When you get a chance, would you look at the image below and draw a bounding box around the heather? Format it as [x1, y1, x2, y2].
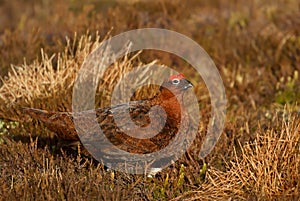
[0, 0, 299, 200]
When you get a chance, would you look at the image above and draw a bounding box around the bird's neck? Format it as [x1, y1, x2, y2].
[150, 90, 184, 122]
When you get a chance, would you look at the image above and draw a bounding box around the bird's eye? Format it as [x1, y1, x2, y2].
[172, 78, 180, 85]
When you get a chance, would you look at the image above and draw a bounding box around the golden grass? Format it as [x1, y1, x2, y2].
[0, 32, 165, 122]
[175, 112, 300, 200]
[0, 33, 98, 118]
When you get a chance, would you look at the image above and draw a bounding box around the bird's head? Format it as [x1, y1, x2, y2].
[159, 73, 193, 99]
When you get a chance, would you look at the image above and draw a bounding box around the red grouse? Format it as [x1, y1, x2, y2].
[23, 73, 194, 155]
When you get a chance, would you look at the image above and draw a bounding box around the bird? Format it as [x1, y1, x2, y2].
[23, 73, 194, 158]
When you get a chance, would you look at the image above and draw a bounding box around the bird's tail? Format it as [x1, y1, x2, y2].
[22, 107, 78, 140]
[22, 107, 53, 123]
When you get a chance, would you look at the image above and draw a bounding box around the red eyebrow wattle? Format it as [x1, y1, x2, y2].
[169, 73, 185, 81]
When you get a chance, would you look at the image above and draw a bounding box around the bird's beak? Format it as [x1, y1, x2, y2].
[183, 80, 193, 90]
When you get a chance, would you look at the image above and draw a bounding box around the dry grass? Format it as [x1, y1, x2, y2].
[0, 33, 99, 117]
[0, 32, 164, 121]
[175, 112, 300, 200]
[0, 0, 300, 200]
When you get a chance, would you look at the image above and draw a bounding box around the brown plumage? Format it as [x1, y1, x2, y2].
[23, 73, 193, 154]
